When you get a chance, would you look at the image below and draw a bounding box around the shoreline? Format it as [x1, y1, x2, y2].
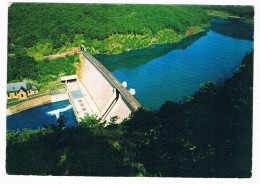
[92, 16, 253, 57]
[92, 28, 209, 57]
[40, 25, 210, 60]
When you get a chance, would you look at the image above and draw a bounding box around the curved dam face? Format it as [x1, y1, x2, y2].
[71, 46, 142, 123]
[81, 53, 114, 112]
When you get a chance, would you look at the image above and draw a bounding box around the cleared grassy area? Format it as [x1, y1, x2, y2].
[205, 10, 239, 18]
[7, 98, 19, 103]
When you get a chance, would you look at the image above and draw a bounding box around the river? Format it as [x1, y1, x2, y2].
[95, 18, 254, 110]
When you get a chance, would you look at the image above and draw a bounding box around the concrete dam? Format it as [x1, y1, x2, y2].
[66, 45, 142, 123]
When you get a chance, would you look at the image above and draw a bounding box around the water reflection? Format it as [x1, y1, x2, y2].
[210, 18, 254, 41]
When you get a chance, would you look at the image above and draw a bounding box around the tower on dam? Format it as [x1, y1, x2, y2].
[65, 45, 142, 123]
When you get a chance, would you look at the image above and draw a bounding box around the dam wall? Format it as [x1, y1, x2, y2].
[103, 94, 132, 122]
[81, 55, 114, 112]
[80, 46, 142, 122]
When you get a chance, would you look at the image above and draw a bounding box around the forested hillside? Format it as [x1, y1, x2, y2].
[9, 4, 210, 48]
[6, 51, 253, 177]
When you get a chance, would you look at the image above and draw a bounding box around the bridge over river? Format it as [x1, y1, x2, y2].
[66, 45, 142, 123]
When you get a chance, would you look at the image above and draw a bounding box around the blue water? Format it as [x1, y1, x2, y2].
[7, 100, 78, 131]
[95, 18, 254, 110]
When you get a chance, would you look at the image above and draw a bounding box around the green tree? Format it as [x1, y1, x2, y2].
[79, 114, 103, 128]
[57, 115, 67, 129]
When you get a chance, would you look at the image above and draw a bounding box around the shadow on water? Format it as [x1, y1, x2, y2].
[94, 31, 207, 72]
[210, 18, 254, 41]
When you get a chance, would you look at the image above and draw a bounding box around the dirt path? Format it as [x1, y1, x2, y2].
[77, 54, 86, 79]
[186, 27, 198, 36]
[44, 47, 82, 60]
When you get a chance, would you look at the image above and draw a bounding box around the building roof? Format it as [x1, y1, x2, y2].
[32, 86, 38, 90]
[7, 82, 32, 93]
[60, 75, 78, 81]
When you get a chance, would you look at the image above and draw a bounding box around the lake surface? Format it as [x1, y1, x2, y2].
[95, 18, 254, 110]
[7, 100, 78, 131]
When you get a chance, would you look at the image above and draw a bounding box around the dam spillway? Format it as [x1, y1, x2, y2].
[67, 45, 142, 123]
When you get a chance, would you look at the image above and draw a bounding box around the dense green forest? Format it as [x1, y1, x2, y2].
[8, 4, 210, 48]
[6, 51, 253, 177]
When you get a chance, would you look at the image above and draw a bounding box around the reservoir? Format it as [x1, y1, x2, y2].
[7, 18, 254, 130]
[7, 100, 78, 131]
[95, 18, 254, 110]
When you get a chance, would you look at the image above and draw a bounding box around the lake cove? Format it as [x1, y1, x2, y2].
[95, 18, 254, 110]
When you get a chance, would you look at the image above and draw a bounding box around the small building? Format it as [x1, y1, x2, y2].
[7, 82, 39, 99]
[60, 75, 78, 83]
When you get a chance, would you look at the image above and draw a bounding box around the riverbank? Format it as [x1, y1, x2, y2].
[81, 25, 209, 56]
[7, 93, 69, 115]
[40, 25, 209, 60]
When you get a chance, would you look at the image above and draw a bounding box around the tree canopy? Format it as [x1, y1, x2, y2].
[8, 4, 210, 48]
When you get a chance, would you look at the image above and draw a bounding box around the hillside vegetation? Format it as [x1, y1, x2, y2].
[8, 4, 210, 56]
[6, 51, 253, 177]
[8, 48, 80, 89]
